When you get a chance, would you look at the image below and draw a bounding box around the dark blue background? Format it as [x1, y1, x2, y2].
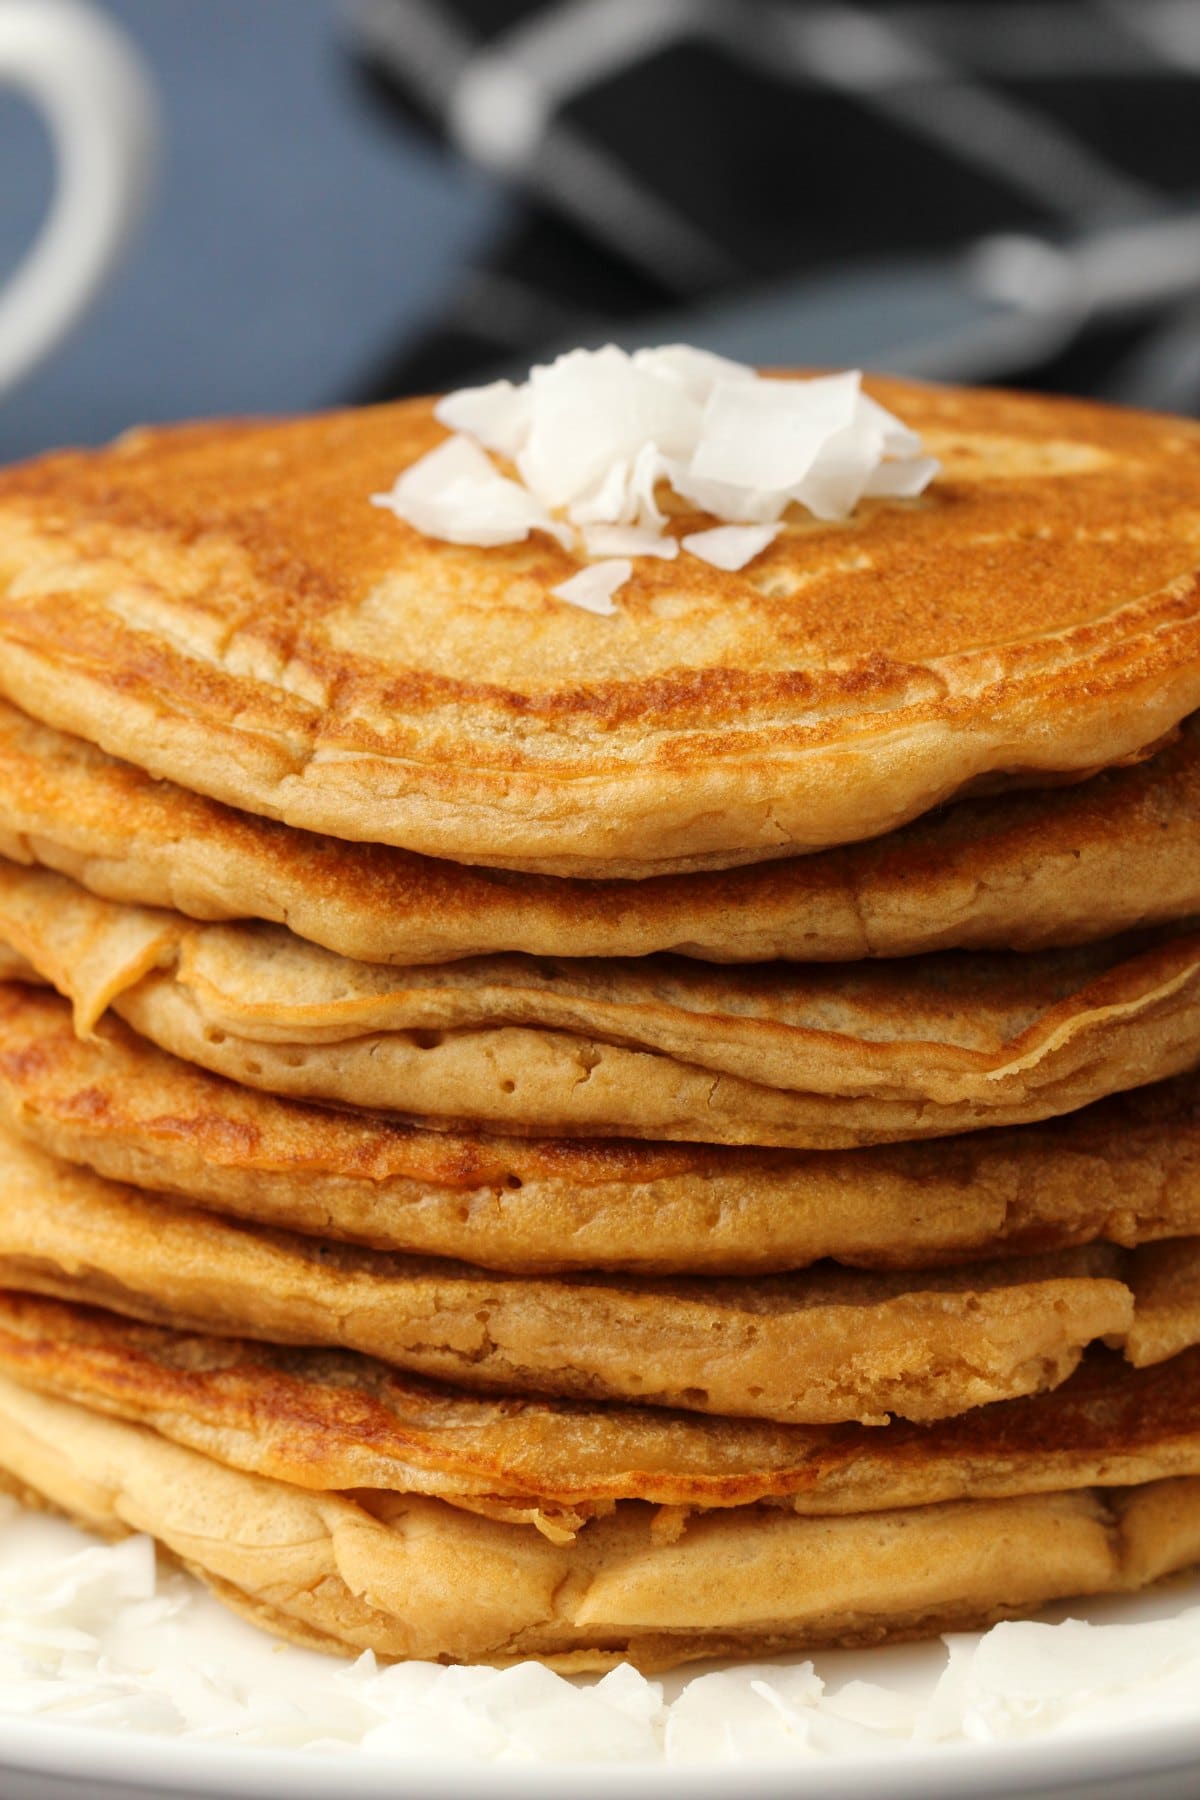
[0, 0, 506, 461]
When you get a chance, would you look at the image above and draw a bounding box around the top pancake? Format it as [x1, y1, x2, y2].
[0, 381, 1198, 875]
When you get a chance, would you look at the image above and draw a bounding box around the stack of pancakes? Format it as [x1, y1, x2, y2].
[0, 378, 1196, 1671]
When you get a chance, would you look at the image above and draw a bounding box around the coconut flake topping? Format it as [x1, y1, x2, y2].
[371, 346, 938, 612]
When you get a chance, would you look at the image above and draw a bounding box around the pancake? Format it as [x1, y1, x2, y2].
[1, 1377, 1198, 1670]
[0, 382, 1199, 876]
[3, 1291, 1200, 1533]
[1, 861, 1198, 1149]
[0, 1127, 1195, 1425]
[4, 983, 1200, 1275]
[3, 696, 1200, 963]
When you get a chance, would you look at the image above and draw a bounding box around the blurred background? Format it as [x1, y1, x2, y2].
[3, 0, 1200, 463]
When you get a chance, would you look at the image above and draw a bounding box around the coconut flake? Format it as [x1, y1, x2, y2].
[857, 390, 925, 455]
[790, 423, 879, 521]
[692, 371, 862, 491]
[434, 380, 531, 456]
[371, 434, 571, 549]
[627, 441, 672, 530]
[631, 343, 757, 402]
[582, 525, 678, 559]
[682, 523, 781, 570]
[666, 458, 790, 525]
[567, 458, 633, 527]
[517, 345, 701, 511]
[551, 559, 632, 615]
[376, 346, 940, 611]
[865, 454, 943, 499]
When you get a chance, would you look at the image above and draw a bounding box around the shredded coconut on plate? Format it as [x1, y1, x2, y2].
[1, 1501, 1200, 1766]
[370, 346, 939, 612]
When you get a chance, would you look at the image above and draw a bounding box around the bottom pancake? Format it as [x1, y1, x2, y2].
[0, 1374, 1197, 1672]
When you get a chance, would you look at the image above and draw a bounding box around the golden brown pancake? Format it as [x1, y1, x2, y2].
[0, 1127, 1194, 1425]
[4, 983, 1200, 1275]
[3, 1291, 1200, 1534]
[0, 382, 1198, 875]
[3, 696, 1200, 962]
[0, 1375, 1197, 1670]
[1, 859, 1198, 1149]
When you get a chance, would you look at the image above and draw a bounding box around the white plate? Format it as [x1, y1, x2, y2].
[0, 1507, 1199, 1800]
[2, 1690, 1200, 1800]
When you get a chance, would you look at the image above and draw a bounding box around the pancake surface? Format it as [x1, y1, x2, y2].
[4, 983, 1200, 1274]
[2, 862, 1200, 1148]
[1, 1375, 1198, 1670]
[4, 698, 1200, 962]
[0, 382, 1199, 873]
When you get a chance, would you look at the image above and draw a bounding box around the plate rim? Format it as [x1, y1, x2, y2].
[0, 1701, 1199, 1799]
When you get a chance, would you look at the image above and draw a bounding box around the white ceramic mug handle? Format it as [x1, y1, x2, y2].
[0, 0, 157, 397]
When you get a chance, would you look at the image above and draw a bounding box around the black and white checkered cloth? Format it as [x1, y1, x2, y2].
[349, 0, 1200, 411]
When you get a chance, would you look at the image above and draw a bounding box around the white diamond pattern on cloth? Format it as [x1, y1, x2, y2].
[371, 344, 939, 611]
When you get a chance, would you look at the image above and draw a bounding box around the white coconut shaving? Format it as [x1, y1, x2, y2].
[548, 560, 631, 617]
[681, 523, 781, 570]
[369, 434, 572, 550]
[371, 345, 939, 612]
[579, 525, 679, 560]
[2, 1501, 1200, 1772]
